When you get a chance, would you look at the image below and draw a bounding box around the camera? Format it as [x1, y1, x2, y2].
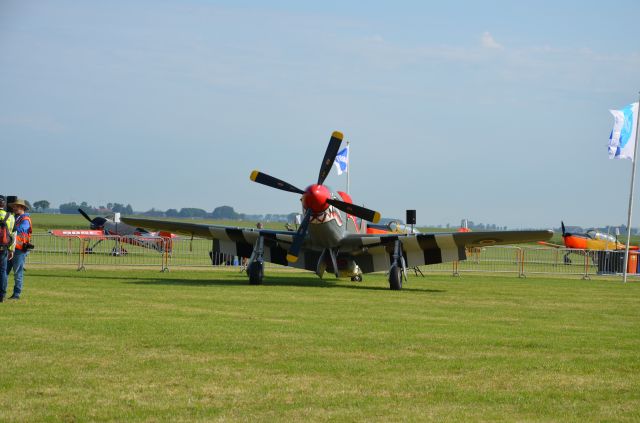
[24, 242, 34, 250]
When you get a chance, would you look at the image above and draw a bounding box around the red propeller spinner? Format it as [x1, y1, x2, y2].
[302, 184, 331, 214]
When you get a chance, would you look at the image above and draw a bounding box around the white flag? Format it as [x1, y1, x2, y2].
[334, 145, 349, 175]
[609, 102, 639, 161]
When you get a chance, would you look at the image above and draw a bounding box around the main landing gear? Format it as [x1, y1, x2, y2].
[247, 235, 265, 285]
[248, 261, 264, 285]
[389, 265, 402, 290]
[388, 239, 407, 290]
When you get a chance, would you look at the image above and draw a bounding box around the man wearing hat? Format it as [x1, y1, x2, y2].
[7, 198, 32, 300]
[0, 195, 16, 303]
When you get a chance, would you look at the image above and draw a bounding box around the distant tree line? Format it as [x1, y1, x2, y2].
[461, 221, 507, 231]
[58, 201, 134, 215]
[430, 221, 507, 231]
[33, 200, 50, 211]
[144, 205, 297, 222]
[45, 201, 297, 222]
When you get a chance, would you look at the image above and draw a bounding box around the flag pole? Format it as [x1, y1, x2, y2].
[346, 140, 350, 195]
[622, 92, 640, 283]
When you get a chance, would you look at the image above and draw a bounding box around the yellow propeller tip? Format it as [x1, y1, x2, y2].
[286, 254, 299, 263]
[372, 212, 381, 224]
[332, 131, 344, 140]
[250, 170, 259, 181]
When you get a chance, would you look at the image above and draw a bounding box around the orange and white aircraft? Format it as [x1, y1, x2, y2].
[540, 222, 638, 251]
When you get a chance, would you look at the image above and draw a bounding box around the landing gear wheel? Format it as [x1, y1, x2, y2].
[248, 261, 264, 285]
[351, 274, 362, 282]
[389, 265, 402, 290]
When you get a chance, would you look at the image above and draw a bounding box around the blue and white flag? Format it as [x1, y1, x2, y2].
[334, 145, 349, 175]
[609, 102, 639, 161]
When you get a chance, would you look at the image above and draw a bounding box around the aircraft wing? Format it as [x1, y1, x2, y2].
[537, 241, 565, 248]
[122, 217, 552, 274]
[121, 217, 297, 266]
[341, 229, 554, 273]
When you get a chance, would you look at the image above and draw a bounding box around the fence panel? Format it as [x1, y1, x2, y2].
[418, 246, 523, 275]
[519, 247, 591, 276]
[80, 236, 165, 269]
[167, 237, 235, 267]
[27, 233, 84, 267]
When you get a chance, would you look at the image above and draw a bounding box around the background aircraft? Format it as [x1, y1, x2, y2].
[538, 221, 638, 265]
[365, 221, 419, 235]
[540, 221, 638, 251]
[122, 131, 553, 290]
[77, 208, 175, 254]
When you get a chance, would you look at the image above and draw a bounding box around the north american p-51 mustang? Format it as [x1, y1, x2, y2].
[122, 131, 552, 290]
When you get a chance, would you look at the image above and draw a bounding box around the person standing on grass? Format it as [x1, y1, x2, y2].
[0, 195, 16, 303]
[6, 199, 32, 300]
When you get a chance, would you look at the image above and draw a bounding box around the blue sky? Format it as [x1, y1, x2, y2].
[1, 0, 640, 228]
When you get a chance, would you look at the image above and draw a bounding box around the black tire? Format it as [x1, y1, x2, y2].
[351, 274, 362, 282]
[389, 265, 402, 290]
[248, 261, 264, 285]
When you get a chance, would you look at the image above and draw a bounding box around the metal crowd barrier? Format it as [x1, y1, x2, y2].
[24, 233, 639, 278]
[421, 246, 637, 278]
[25, 233, 252, 272]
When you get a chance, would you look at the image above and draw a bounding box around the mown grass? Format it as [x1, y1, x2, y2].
[0, 269, 638, 422]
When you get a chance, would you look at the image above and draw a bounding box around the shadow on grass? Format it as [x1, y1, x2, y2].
[32, 271, 445, 293]
[129, 278, 446, 293]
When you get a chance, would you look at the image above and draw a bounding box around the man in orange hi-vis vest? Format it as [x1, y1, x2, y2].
[7, 198, 31, 300]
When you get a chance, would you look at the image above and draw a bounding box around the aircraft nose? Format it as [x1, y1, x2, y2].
[303, 184, 331, 213]
[91, 217, 108, 229]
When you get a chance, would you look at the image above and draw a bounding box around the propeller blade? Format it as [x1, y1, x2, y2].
[327, 198, 381, 223]
[78, 208, 107, 229]
[561, 221, 566, 236]
[250, 170, 304, 194]
[317, 131, 343, 185]
[78, 208, 93, 223]
[286, 209, 312, 263]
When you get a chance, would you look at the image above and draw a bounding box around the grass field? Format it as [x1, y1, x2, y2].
[0, 269, 638, 422]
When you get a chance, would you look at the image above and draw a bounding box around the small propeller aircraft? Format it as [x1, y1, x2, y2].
[122, 131, 553, 290]
[539, 221, 637, 251]
[76, 208, 175, 254]
[538, 222, 637, 264]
